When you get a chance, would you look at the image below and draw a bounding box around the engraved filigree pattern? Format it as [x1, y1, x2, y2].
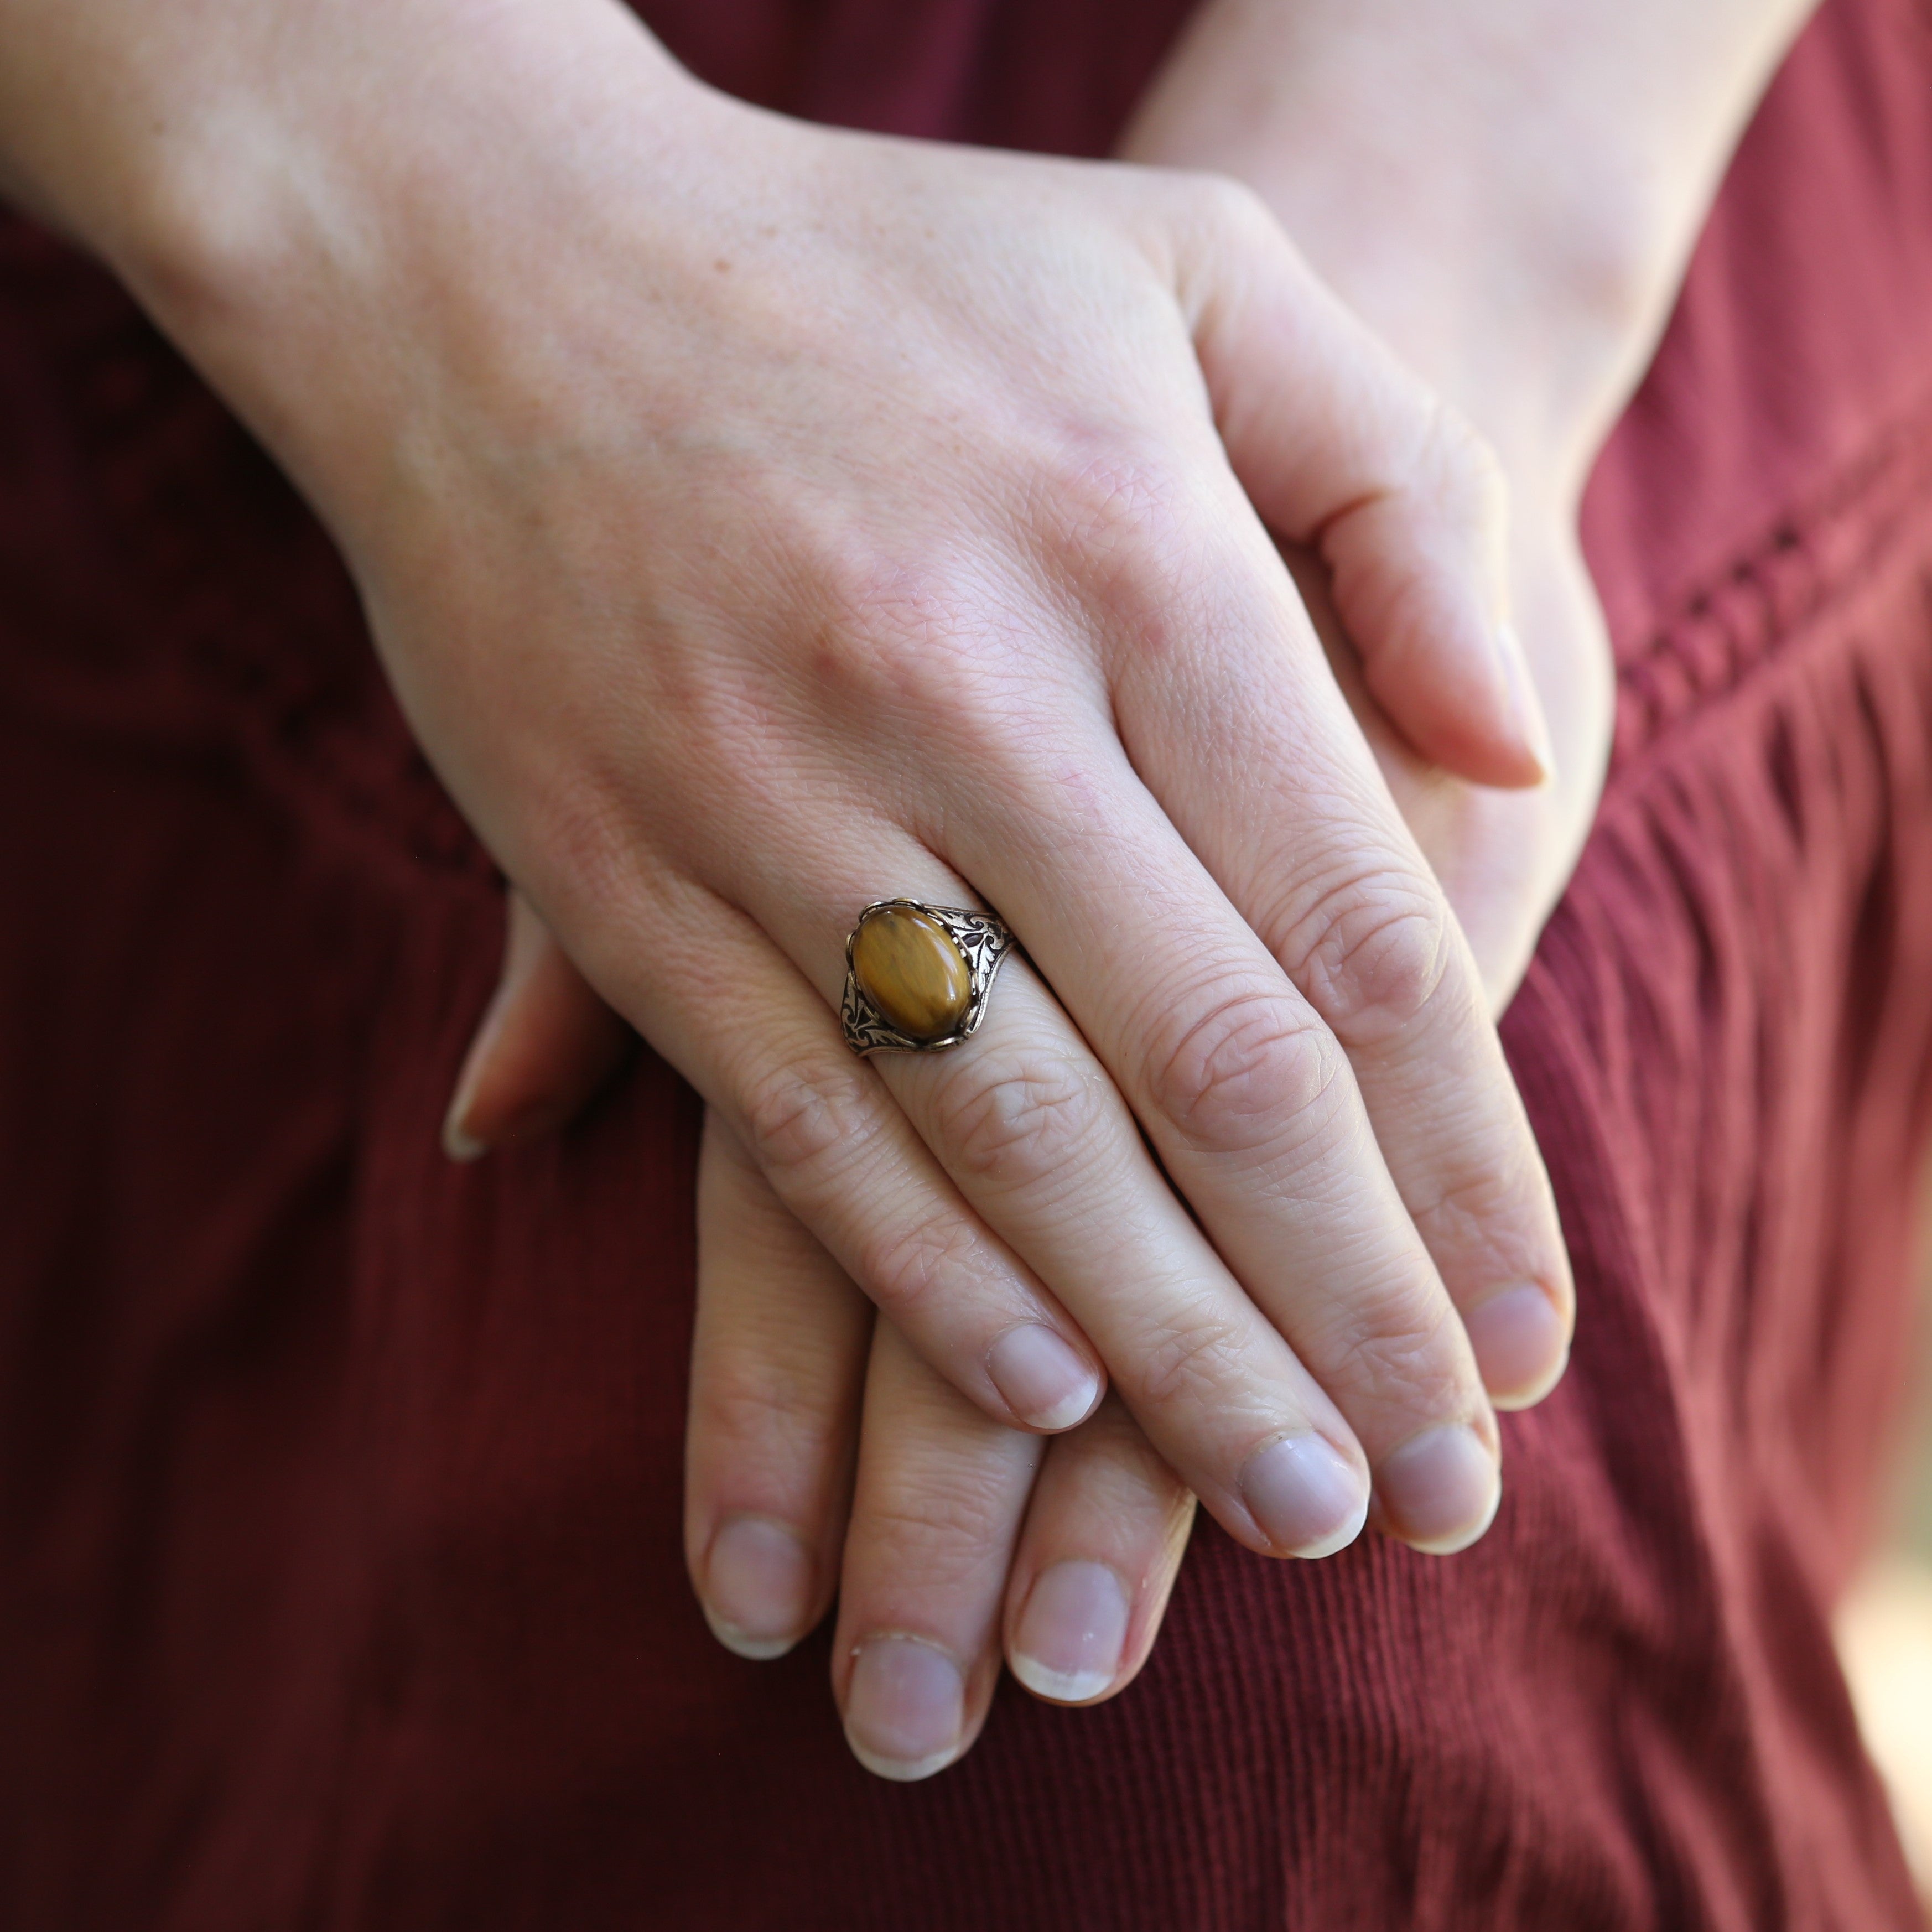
[840, 900, 1017, 1055]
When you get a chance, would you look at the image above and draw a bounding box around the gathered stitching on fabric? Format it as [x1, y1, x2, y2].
[1612, 397, 1932, 783]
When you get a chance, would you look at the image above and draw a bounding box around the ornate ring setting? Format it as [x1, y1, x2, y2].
[840, 900, 1017, 1056]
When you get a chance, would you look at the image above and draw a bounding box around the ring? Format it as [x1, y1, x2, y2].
[840, 899, 1018, 1056]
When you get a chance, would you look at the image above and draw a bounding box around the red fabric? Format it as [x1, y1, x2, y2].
[3, 0, 1931, 1925]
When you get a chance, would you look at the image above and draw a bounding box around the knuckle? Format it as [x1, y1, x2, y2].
[813, 557, 964, 710]
[1280, 870, 1457, 1046]
[1322, 1290, 1471, 1419]
[802, 546, 1072, 778]
[1144, 983, 1342, 1157]
[697, 1359, 830, 1463]
[849, 1213, 983, 1326]
[1124, 1307, 1256, 1416]
[855, 1468, 1025, 1582]
[930, 1048, 1109, 1190]
[738, 1058, 880, 1195]
[1040, 438, 1174, 552]
[519, 777, 638, 912]
[1032, 438, 1207, 622]
[1406, 1142, 1550, 1269]
[781, 524, 979, 706]
[1418, 397, 1509, 537]
[1182, 169, 1276, 250]
[798, 518, 929, 646]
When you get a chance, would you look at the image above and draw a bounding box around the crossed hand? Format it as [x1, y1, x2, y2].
[402, 53, 1609, 1785]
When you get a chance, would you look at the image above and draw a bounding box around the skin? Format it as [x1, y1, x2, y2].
[0, 1, 1581, 1560]
[448, 0, 1817, 1779]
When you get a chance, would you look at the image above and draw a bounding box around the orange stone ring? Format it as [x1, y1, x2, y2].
[840, 899, 1019, 1056]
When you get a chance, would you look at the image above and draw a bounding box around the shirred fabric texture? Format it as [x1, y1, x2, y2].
[3, 0, 1931, 1924]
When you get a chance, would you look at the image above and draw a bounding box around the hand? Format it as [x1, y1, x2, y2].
[450, 500, 1597, 1770]
[37, 1, 1580, 1562]
[0, 0, 1580, 1772]
[456, 963, 1207, 1762]
[453, 550, 1588, 1773]
[1116, 0, 1811, 991]
[433, 0, 1808, 1784]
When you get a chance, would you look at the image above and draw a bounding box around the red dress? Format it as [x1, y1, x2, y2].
[2, 1, 1930, 1924]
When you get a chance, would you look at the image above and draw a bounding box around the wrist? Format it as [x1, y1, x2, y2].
[3, 0, 690, 264]
[0, 0, 721, 501]
[1120, 0, 1812, 498]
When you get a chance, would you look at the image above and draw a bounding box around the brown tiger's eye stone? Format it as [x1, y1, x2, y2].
[851, 907, 971, 1043]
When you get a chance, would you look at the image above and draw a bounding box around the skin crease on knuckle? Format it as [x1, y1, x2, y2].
[734, 1057, 891, 1200]
[1024, 432, 1216, 618]
[1273, 865, 1462, 1049]
[848, 1461, 1039, 1599]
[923, 1046, 1114, 1194]
[1303, 1283, 1484, 1432]
[1403, 1155, 1573, 1324]
[846, 1210, 1008, 1334]
[690, 1363, 853, 1494]
[692, 1273, 861, 1417]
[1115, 1302, 1267, 1426]
[1140, 978, 1348, 1164]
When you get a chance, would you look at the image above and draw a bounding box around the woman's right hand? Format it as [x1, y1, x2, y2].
[431, 0, 1809, 1778]
[5, 0, 1573, 1557]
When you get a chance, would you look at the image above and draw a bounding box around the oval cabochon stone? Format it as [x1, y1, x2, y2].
[851, 906, 971, 1043]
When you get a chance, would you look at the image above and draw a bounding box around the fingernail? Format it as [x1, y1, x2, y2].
[986, 1323, 1101, 1431]
[1375, 1425, 1501, 1554]
[844, 1636, 965, 1782]
[1010, 1561, 1131, 1703]
[441, 995, 509, 1163]
[1239, 1433, 1369, 1557]
[700, 1516, 816, 1660]
[1495, 623, 1555, 782]
[1463, 1283, 1569, 1410]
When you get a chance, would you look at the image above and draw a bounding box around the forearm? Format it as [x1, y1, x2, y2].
[0, 0, 723, 518]
[0, 0, 685, 253]
[1123, 0, 1817, 487]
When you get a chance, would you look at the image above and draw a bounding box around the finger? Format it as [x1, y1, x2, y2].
[443, 887, 633, 1159]
[1172, 177, 1550, 788]
[685, 1105, 872, 1658]
[655, 849, 1378, 1561]
[690, 1116, 1199, 1716]
[569, 868, 1112, 1438]
[833, 1318, 1043, 1782]
[534, 740, 1475, 1552]
[912, 746, 1500, 1552]
[540, 740, 1483, 1554]
[1105, 534, 1575, 1416]
[1004, 1396, 1196, 1706]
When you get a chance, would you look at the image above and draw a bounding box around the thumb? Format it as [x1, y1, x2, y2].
[443, 887, 634, 1160]
[1173, 180, 1551, 789]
